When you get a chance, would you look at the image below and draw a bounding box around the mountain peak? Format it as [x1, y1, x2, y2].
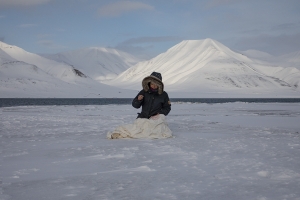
[161, 38, 247, 63]
[105, 38, 300, 95]
[178, 38, 221, 47]
[86, 47, 112, 52]
[168, 38, 229, 55]
[0, 41, 18, 50]
[41, 46, 142, 82]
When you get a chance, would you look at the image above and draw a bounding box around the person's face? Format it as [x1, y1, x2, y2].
[150, 82, 158, 89]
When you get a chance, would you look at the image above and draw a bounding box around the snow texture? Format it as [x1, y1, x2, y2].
[1, 102, 300, 200]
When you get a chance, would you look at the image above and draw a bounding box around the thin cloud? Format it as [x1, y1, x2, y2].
[205, 0, 241, 8]
[271, 22, 300, 31]
[98, 1, 154, 17]
[38, 40, 67, 50]
[0, 0, 51, 7]
[19, 24, 38, 28]
[0, 15, 5, 18]
[56, 28, 66, 32]
[234, 33, 300, 55]
[120, 36, 182, 45]
[114, 44, 151, 59]
[114, 36, 182, 59]
[37, 34, 53, 39]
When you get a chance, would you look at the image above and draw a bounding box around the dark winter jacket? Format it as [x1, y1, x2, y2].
[132, 72, 171, 119]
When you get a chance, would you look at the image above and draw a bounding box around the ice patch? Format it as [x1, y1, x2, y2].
[3, 151, 28, 157]
[257, 171, 270, 178]
[271, 170, 300, 180]
[91, 166, 155, 175]
[143, 160, 153, 163]
[257, 197, 268, 200]
[65, 194, 77, 197]
[87, 154, 126, 159]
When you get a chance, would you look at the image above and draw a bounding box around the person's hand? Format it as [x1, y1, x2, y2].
[138, 95, 144, 101]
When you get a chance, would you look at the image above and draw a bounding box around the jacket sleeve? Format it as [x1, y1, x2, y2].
[132, 90, 145, 109]
[158, 92, 171, 116]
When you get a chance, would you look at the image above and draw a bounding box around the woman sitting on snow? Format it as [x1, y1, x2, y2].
[132, 71, 171, 119]
[107, 72, 172, 139]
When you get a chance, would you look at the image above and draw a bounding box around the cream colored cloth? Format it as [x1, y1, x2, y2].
[107, 114, 172, 139]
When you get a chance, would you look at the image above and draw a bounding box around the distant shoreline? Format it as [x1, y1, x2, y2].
[1, 98, 300, 108]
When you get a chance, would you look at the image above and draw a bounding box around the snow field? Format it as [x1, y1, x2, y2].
[1, 103, 300, 200]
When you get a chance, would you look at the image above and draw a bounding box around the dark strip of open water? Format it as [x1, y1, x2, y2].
[1, 98, 300, 108]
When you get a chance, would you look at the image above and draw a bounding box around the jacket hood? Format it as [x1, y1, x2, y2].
[142, 72, 164, 94]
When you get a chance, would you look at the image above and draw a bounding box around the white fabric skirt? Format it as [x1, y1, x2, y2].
[107, 114, 172, 139]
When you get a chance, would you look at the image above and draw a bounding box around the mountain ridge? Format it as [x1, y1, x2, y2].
[0, 41, 86, 82]
[0, 41, 137, 98]
[104, 39, 300, 96]
[1, 39, 300, 97]
[41, 46, 142, 81]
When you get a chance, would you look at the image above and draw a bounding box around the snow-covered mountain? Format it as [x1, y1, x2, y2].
[278, 51, 300, 69]
[0, 41, 89, 82]
[1, 39, 300, 98]
[42, 47, 142, 81]
[240, 49, 275, 61]
[0, 41, 136, 98]
[104, 39, 300, 97]
[242, 49, 300, 70]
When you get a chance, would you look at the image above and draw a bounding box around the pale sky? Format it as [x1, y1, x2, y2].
[1, 0, 300, 59]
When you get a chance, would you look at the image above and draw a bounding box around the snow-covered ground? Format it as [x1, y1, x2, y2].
[1, 103, 300, 200]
